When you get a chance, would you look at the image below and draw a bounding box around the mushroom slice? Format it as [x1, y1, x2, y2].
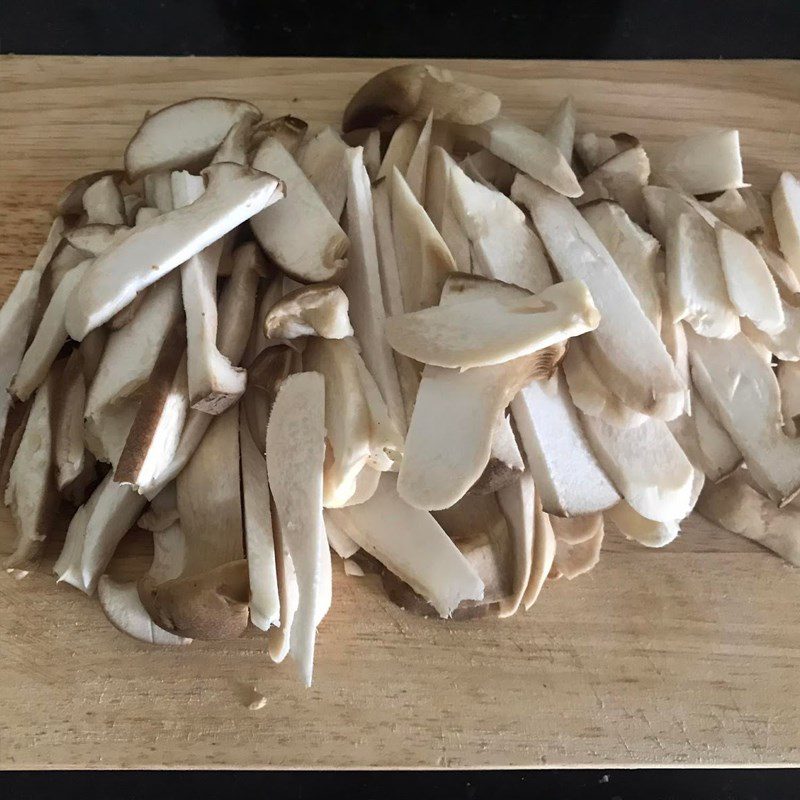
[339, 463, 381, 507]
[404, 112, 433, 202]
[296, 126, 349, 220]
[82, 174, 126, 225]
[362, 129, 382, 180]
[757, 242, 800, 304]
[0, 270, 41, 442]
[398, 346, 563, 511]
[343, 148, 407, 431]
[266, 372, 329, 686]
[139, 559, 250, 640]
[250, 138, 347, 283]
[267, 507, 299, 664]
[606, 501, 680, 548]
[123, 194, 145, 226]
[330, 474, 484, 617]
[12, 259, 90, 402]
[696, 471, 800, 566]
[124, 97, 261, 179]
[84, 398, 140, 466]
[377, 119, 421, 182]
[582, 414, 695, 523]
[342, 63, 500, 132]
[343, 559, 365, 577]
[512, 371, 621, 516]
[701, 189, 763, 236]
[240, 416, 280, 632]
[715, 224, 784, 335]
[67, 163, 283, 339]
[496, 471, 534, 617]
[471, 413, 524, 495]
[264, 284, 352, 340]
[460, 149, 516, 195]
[47, 242, 86, 295]
[544, 96, 576, 162]
[579, 146, 650, 227]
[386, 278, 598, 369]
[514, 175, 685, 420]
[688, 329, 800, 505]
[211, 115, 255, 166]
[324, 510, 359, 559]
[391, 166, 457, 312]
[107, 293, 145, 331]
[56, 170, 125, 216]
[551, 514, 604, 579]
[744, 306, 800, 361]
[143, 171, 174, 212]
[772, 171, 800, 278]
[85, 271, 182, 418]
[4, 369, 59, 572]
[302, 338, 372, 508]
[138, 483, 179, 532]
[521, 491, 557, 609]
[652, 129, 745, 195]
[453, 116, 582, 198]
[177, 406, 244, 576]
[134, 206, 161, 226]
[778, 360, 800, 435]
[575, 132, 638, 172]
[252, 115, 308, 155]
[64, 223, 131, 257]
[581, 200, 662, 329]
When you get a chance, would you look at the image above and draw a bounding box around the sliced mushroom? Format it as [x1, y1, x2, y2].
[544, 96, 576, 162]
[772, 171, 800, 278]
[84, 398, 140, 467]
[123, 193, 145, 226]
[743, 305, 800, 361]
[124, 97, 262, 179]
[701, 189, 763, 236]
[267, 505, 299, 664]
[342, 64, 500, 132]
[459, 149, 516, 195]
[496, 471, 534, 617]
[134, 206, 161, 226]
[324, 509, 360, 559]
[66, 162, 283, 339]
[579, 146, 650, 227]
[56, 170, 125, 216]
[690, 389, 743, 481]
[362, 129, 382, 181]
[575, 132, 638, 173]
[757, 241, 800, 305]
[138, 483, 179, 532]
[521, 491, 557, 609]
[296, 126, 349, 220]
[143, 171, 174, 212]
[377, 118, 421, 182]
[264, 284, 353, 340]
[404, 111, 433, 202]
[339, 463, 381, 507]
[82, 174, 126, 225]
[64, 223, 131, 257]
[605, 501, 680, 548]
[515, 175, 685, 420]
[778, 360, 800, 436]
[471, 413, 524, 495]
[211, 115, 255, 166]
[551, 514, 604, 579]
[46, 242, 86, 296]
[252, 115, 308, 155]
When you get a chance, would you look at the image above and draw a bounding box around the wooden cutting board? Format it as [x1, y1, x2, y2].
[1, 56, 799, 770]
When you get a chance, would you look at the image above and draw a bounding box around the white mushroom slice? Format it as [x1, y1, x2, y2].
[343, 559, 365, 577]
[85, 271, 182, 418]
[448, 160, 552, 294]
[4, 370, 59, 572]
[496, 471, 534, 617]
[404, 112, 433, 202]
[12, 260, 90, 401]
[514, 175, 685, 419]
[240, 416, 280, 632]
[84, 398, 140, 467]
[82, 175, 125, 225]
[701, 189, 763, 235]
[521, 491, 556, 609]
[582, 414, 695, 523]
[56, 170, 124, 216]
[377, 118, 421, 182]
[582, 200, 662, 329]
[53, 486, 99, 592]
[135, 206, 161, 226]
[772, 171, 800, 278]
[453, 117, 582, 198]
[743, 189, 781, 251]
[642, 184, 699, 245]
[460, 149, 516, 195]
[143, 171, 175, 212]
[512, 371, 621, 516]
[652, 129, 745, 195]
[386, 278, 598, 370]
[264, 284, 352, 340]
[267, 510, 299, 664]
[472, 412, 524, 494]
[124, 97, 261, 179]
[778, 360, 800, 435]
[266, 372, 329, 686]
[688, 329, 800, 505]
[54, 349, 91, 495]
[696, 471, 800, 566]
[47, 242, 86, 294]
[744, 306, 800, 361]
[67, 163, 283, 339]
[362, 129, 381, 181]
[544, 96, 576, 161]
[107, 292, 145, 331]
[340, 463, 381, 507]
[551, 514, 604, 579]
[177, 406, 243, 576]
[138, 483, 179, 532]
[758, 242, 800, 303]
[0, 270, 41, 442]
[252, 115, 308, 156]
[324, 510, 359, 559]
[715, 224, 784, 335]
[64, 223, 131, 257]
[579, 147, 650, 227]
[690, 389, 743, 481]
[575, 132, 638, 172]
[211, 115, 255, 166]
[302, 338, 372, 508]
[330, 474, 484, 617]
[250, 138, 347, 283]
[606, 501, 680, 548]
[399, 345, 563, 511]
[296, 126, 349, 220]
[342, 64, 500, 132]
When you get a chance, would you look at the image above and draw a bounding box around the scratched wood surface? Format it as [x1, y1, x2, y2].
[0, 57, 799, 770]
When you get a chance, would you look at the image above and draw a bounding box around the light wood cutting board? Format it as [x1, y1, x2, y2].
[1, 56, 799, 770]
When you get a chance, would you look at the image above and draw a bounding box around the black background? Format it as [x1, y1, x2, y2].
[1, 1, 799, 797]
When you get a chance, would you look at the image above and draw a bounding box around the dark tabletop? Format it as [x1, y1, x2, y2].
[1, 1, 799, 797]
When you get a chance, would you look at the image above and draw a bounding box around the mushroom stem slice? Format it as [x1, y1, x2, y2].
[54, 349, 89, 494]
[138, 483, 179, 532]
[252, 115, 308, 156]
[544, 96, 576, 162]
[551, 514, 604, 579]
[605, 501, 680, 549]
[701, 189, 763, 236]
[211, 115, 255, 166]
[471, 413, 524, 495]
[522, 491, 557, 610]
[496, 471, 535, 618]
[579, 146, 651, 227]
[377, 119, 421, 182]
[778, 360, 800, 436]
[267, 504, 299, 664]
[296, 126, 349, 220]
[772, 171, 800, 279]
[56, 170, 124, 216]
[404, 111, 434, 203]
[324, 510, 359, 559]
[82, 174, 126, 225]
[65, 223, 131, 257]
[264, 284, 353, 340]
[460, 149, 516, 195]
[575, 132, 638, 173]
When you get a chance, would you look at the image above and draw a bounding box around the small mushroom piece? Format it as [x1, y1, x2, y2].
[551, 514, 604, 580]
[210, 115, 255, 166]
[377, 118, 421, 183]
[64, 224, 131, 257]
[264, 284, 353, 340]
[143, 171, 174, 212]
[324, 510, 359, 559]
[470, 413, 524, 495]
[296, 126, 349, 220]
[496, 471, 535, 617]
[124, 97, 262, 180]
[521, 491, 557, 610]
[544, 96, 576, 162]
[251, 115, 308, 156]
[56, 170, 125, 216]
[700, 189, 763, 236]
[138, 483, 179, 532]
[82, 174, 126, 225]
[772, 171, 800, 278]
[605, 501, 680, 549]
[342, 63, 500, 132]
[123, 193, 145, 225]
[574, 132, 638, 173]
[267, 505, 299, 664]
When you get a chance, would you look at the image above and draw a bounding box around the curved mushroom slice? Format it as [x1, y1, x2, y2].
[4, 369, 59, 573]
[0, 398, 31, 501]
[324, 510, 359, 559]
[582, 414, 696, 523]
[696, 471, 800, 566]
[772, 171, 800, 278]
[471, 413, 524, 495]
[56, 170, 125, 216]
[496, 471, 534, 618]
[399, 345, 563, 511]
[264, 284, 353, 340]
[139, 559, 250, 640]
[250, 138, 347, 284]
[64, 224, 131, 257]
[296, 126, 349, 220]
[575, 132, 638, 173]
[453, 117, 582, 198]
[581, 200, 662, 330]
[82, 174, 125, 225]
[551, 514, 604, 579]
[652, 129, 744, 196]
[579, 147, 650, 227]
[124, 97, 261, 180]
[606, 501, 680, 548]
[544, 97, 576, 162]
[12, 260, 90, 401]
[515, 175, 685, 420]
[404, 112, 433, 202]
[688, 329, 800, 505]
[377, 119, 421, 182]
[330, 474, 484, 617]
[512, 371, 621, 517]
[211, 115, 255, 166]
[251, 115, 308, 156]
[548, 512, 600, 545]
[386, 279, 598, 370]
[342, 64, 500, 132]
[66, 163, 283, 339]
[521, 491, 557, 610]
[267, 372, 329, 686]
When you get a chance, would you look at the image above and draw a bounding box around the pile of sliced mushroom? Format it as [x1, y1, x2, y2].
[2, 64, 800, 686]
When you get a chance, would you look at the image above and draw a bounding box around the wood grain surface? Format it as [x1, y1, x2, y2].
[1, 56, 799, 770]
